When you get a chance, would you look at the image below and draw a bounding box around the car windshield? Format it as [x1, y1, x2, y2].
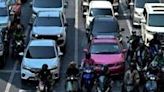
[149, 14, 164, 27]
[34, 17, 62, 26]
[0, 8, 7, 16]
[33, 0, 62, 8]
[90, 8, 113, 16]
[136, 0, 160, 8]
[92, 18, 119, 33]
[26, 46, 56, 59]
[91, 43, 121, 54]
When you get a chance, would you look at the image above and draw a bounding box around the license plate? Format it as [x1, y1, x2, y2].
[29, 78, 37, 80]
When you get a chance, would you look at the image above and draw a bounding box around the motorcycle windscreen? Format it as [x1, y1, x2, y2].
[82, 73, 93, 79]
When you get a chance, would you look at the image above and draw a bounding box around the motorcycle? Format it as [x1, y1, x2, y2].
[122, 81, 135, 92]
[81, 66, 95, 92]
[12, 39, 24, 58]
[65, 75, 79, 92]
[95, 65, 112, 92]
[144, 73, 158, 92]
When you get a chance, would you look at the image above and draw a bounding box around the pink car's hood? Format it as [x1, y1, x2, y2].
[92, 54, 124, 64]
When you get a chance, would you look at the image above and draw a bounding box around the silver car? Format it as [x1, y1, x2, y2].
[21, 39, 63, 81]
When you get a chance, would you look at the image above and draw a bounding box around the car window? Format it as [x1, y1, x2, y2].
[34, 17, 62, 26]
[91, 43, 121, 54]
[0, 8, 7, 16]
[149, 14, 164, 27]
[26, 46, 56, 59]
[90, 8, 113, 16]
[92, 18, 119, 33]
[33, 0, 62, 8]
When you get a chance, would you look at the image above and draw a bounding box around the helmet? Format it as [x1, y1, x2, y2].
[69, 61, 76, 68]
[150, 61, 158, 70]
[132, 31, 136, 35]
[86, 52, 91, 59]
[130, 62, 136, 69]
[158, 49, 163, 57]
[42, 64, 48, 70]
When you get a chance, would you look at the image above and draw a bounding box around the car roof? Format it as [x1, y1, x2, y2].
[29, 39, 56, 46]
[0, 2, 6, 8]
[89, 1, 113, 9]
[38, 11, 60, 17]
[33, 0, 62, 8]
[92, 16, 119, 33]
[145, 3, 164, 14]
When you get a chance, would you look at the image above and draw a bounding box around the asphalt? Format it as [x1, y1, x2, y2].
[0, 0, 142, 92]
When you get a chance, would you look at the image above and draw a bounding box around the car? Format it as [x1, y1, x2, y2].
[30, 11, 67, 51]
[88, 16, 123, 41]
[84, 36, 126, 75]
[141, 3, 164, 47]
[32, 0, 63, 14]
[83, 0, 117, 29]
[82, 0, 119, 13]
[0, 2, 9, 31]
[130, 0, 160, 26]
[21, 39, 63, 81]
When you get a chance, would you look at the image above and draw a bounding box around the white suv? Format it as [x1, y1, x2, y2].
[141, 3, 164, 46]
[30, 11, 67, 51]
[21, 39, 63, 81]
[83, 1, 116, 29]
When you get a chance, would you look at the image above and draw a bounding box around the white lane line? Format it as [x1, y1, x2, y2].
[120, 0, 133, 35]
[5, 61, 18, 92]
[74, 0, 79, 63]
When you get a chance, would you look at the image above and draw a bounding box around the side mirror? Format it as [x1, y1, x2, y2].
[83, 48, 88, 52]
[64, 1, 68, 8]
[120, 28, 125, 32]
[129, 2, 134, 6]
[59, 52, 63, 56]
[83, 12, 89, 16]
[122, 49, 127, 53]
[114, 12, 119, 17]
[141, 19, 146, 24]
[19, 52, 24, 56]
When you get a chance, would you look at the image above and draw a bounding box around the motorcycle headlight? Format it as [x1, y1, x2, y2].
[150, 76, 155, 80]
[35, 34, 38, 37]
[16, 41, 22, 45]
[161, 67, 164, 72]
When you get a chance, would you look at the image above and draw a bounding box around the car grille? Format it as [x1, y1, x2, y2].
[36, 35, 58, 40]
[30, 68, 41, 72]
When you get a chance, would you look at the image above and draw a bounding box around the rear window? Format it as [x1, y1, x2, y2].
[90, 8, 113, 16]
[26, 46, 56, 59]
[34, 17, 62, 26]
[33, 0, 62, 8]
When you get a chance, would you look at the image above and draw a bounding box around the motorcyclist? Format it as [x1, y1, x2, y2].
[152, 50, 164, 67]
[66, 61, 79, 77]
[81, 52, 95, 69]
[136, 42, 152, 68]
[65, 61, 79, 91]
[38, 64, 52, 91]
[149, 33, 161, 56]
[123, 62, 140, 92]
[147, 61, 160, 76]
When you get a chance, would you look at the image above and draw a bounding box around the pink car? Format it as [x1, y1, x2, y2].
[84, 36, 127, 75]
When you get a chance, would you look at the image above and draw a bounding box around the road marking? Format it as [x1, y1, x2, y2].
[120, 0, 133, 35]
[19, 89, 56, 92]
[5, 61, 18, 92]
[74, 0, 79, 63]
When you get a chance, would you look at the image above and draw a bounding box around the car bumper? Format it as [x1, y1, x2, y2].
[133, 14, 142, 26]
[21, 68, 59, 80]
[109, 65, 125, 75]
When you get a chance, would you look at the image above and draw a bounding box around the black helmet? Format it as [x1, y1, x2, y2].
[132, 31, 136, 35]
[86, 52, 91, 59]
[130, 62, 136, 69]
[42, 64, 48, 70]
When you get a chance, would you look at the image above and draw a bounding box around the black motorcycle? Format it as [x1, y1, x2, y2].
[65, 75, 79, 92]
[12, 39, 24, 58]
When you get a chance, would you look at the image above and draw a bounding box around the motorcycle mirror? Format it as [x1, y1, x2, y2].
[19, 52, 24, 56]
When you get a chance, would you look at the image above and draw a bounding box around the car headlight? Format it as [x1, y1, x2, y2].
[147, 30, 156, 35]
[22, 64, 31, 70]
[57, 34, 61, 37]
[134, 11, 142, 16]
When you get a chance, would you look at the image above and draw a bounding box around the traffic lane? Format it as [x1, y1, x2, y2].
[0, 73, 10, 91]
